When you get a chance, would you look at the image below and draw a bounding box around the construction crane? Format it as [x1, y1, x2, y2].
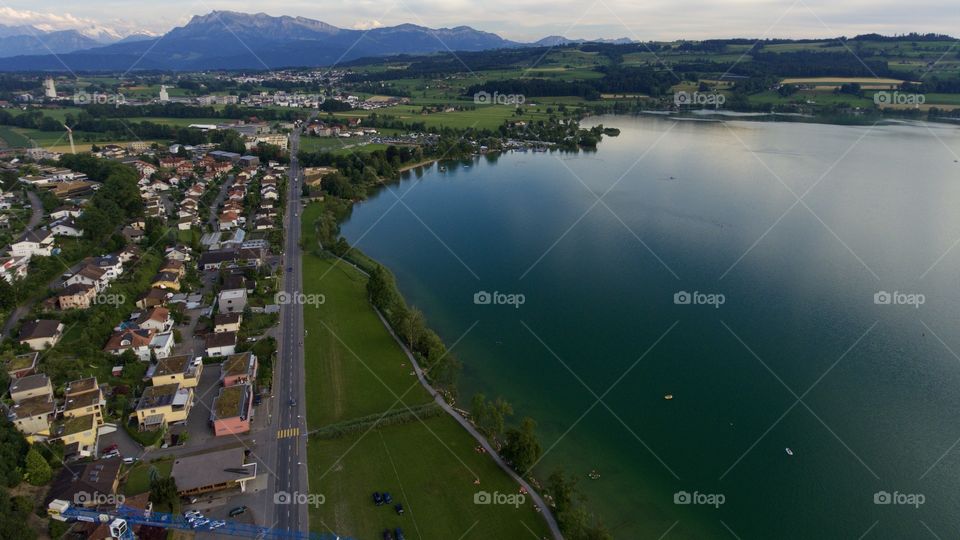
[48, 499, 349, 540]
[62, 123, 76, 154]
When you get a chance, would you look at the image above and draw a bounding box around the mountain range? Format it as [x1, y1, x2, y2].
[0, 11, 633, 71]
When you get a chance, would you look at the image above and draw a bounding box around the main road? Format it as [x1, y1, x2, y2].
[272, 126, 310, 533]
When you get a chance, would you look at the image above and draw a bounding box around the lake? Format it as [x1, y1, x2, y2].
[340, 115, 960, 539]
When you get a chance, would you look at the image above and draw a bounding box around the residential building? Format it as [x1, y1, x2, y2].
[211, 384, 253, 436]
[134, 307, 172, 333]
[45, 459, 121, 508]
[147, 355, 202, 389]
[18, 320, 64, 350]
[57, 283, 97, 310]
[205, 332, 237, 357]
[10, 229, 54, 258]
[213, 312, 242, 333]
[103, 328, 155, 361]
[220, 352, 257, 387]
[217, 288, 247, 314]
[9, 373, 52, 401]
[134, 383, 193, 430]
[63, 377, 105, 426]
[4, 352, 39, 378]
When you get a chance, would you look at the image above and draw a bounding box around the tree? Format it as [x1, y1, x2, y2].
[501, 417, 541, 475]
[24, 446, 51, 485]
[399, 308, 426, 348]
[471, 393, 513, 440]
[149, 476, 179, 511]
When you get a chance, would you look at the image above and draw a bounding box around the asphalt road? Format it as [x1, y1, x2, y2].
[272, 128, 310, 534]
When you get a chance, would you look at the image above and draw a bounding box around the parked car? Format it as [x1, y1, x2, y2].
[372, 492, 384, 506]
[395, 528, 405, 540]
[183, 511, 202, 520]
[394, 503, 404, 515]
[228, 506, 247, 517]
[383, 492, 393, 504]
[122, 457, 137, 465]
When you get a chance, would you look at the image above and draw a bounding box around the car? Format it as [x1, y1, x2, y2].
[383, 492, 393, 503]
[209, 521, 226, 529]
[372, 492, 384, 506]
[395, 528, 405, 540]
[101, 450, 120, 459]
[394, 503, 404, 515]
[382, 530, 394, 540]
[287, 266, 293, 273]
[102, 443, 119, 453]
[122, 457, 137, 465]
[288, 399, 296, 407]
[228, 506, 247, 517]
[192, 519, 210, 529]
[183, 511, 202, 520]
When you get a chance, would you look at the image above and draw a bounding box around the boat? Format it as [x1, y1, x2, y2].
[785, 447, 794, 456]
[663, 394, 673, 400]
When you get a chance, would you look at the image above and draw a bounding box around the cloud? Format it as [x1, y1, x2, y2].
[0, 7, 152, 39]
[351, 19, 384, 30]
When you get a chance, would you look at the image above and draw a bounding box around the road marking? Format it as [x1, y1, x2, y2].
[277, 427, 300, 439]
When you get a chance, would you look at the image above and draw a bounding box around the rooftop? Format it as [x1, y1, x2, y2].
[51, 413, 95, 437]
[9, 373, 50, 395]
[8, 395, 55, 418]
[221, 352, 254, 377]
[171, 446, 256, 493]
[65, 377, 98, 396]
[213, 384, 249, 419]
[136, 383, 182, 410]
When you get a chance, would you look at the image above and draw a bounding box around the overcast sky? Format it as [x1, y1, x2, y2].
[2, 0, 957, 41]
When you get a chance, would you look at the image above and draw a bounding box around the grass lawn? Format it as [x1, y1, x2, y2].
[300, 246, 432, 428]
[307, 415, 549, 540]
[300, 202, 551, 539]
[123, 458, 173, 495]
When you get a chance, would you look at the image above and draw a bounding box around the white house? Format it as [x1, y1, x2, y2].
[149, 332, 175, 359]
[10, 229, 54, 258]
[50, 218, 84, 238]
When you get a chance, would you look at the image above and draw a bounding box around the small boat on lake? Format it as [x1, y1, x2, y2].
[785, 447, 794, 456]
[663, 394, 673, 400]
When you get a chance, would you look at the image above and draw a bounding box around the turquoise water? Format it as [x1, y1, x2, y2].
[341, 115, 960, 539]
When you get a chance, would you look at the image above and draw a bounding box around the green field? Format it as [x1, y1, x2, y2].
[0, 125, 32, 148]
[300, 203, 551, 539]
